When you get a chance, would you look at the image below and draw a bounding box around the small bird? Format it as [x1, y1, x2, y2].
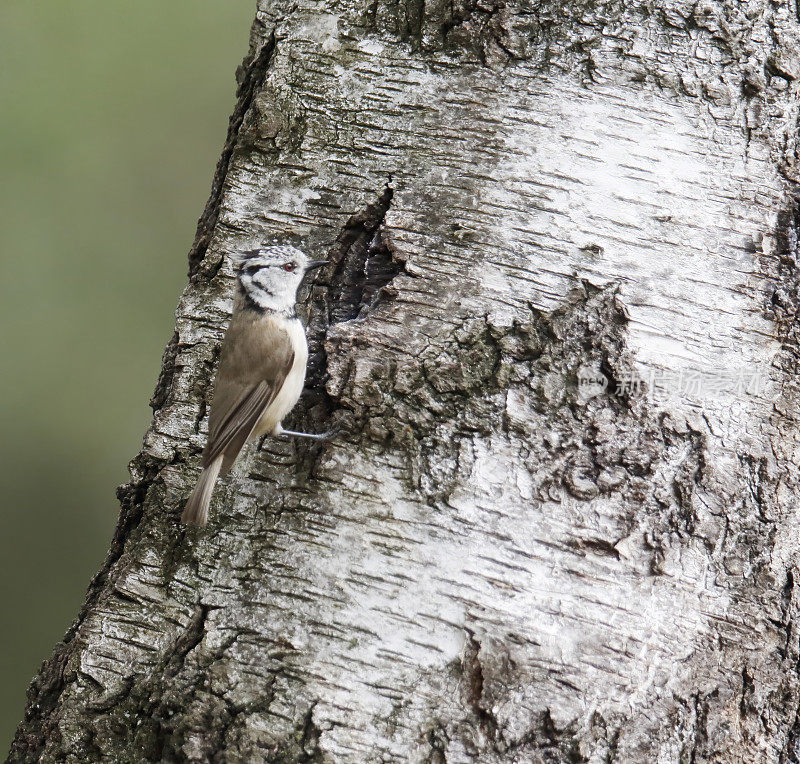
[182, 245, 329, 526]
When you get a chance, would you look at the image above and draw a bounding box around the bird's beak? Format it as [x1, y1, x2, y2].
[306, 260, 329, 271]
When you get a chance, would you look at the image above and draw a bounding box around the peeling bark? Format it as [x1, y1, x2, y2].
[10, 0, 800, 761]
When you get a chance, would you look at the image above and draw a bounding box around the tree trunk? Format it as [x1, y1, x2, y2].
[10, 1, 800, 761]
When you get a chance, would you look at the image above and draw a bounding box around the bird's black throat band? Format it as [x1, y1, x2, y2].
[240, 288, 297, 319]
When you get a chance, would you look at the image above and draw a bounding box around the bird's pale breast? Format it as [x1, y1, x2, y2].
[253, 315, 308, 436]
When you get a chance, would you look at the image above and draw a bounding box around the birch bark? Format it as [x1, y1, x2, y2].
[10, 0, 800, 761]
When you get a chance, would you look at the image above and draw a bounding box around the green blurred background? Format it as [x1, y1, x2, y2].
[0, 0, 254, 751]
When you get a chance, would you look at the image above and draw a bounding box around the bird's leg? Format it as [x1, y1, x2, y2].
[273, 423, 338, 441]
[280, 429, 328, 440]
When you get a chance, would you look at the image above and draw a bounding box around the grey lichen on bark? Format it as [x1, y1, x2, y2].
[10, 0, 800, 761]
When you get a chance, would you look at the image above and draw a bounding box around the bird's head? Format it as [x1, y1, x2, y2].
[234, 245, 327, 314]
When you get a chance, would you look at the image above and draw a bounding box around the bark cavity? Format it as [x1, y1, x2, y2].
[305, 183, 407, 391]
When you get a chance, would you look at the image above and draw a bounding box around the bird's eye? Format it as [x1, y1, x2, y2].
[283, 262, 296, 272]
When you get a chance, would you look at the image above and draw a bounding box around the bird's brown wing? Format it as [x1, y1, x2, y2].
[202, 381, 272, 467]
[201, 311, 296, 472]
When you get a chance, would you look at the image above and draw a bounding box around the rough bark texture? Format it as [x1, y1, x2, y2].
[10, 0, 800, 761]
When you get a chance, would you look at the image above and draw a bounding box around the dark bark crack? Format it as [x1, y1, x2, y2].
[297, 701, 323, 762]
[150, 330, 180, 412]
[188, 30, 277, 278]
[462, 629, 499, 740]
[166, 604, 210, 678]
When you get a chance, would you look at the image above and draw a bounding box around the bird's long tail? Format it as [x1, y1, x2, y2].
[181, 454, 224, 526]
